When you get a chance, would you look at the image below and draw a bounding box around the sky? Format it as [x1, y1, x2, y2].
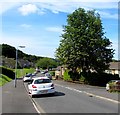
[0, 0, 119, 59]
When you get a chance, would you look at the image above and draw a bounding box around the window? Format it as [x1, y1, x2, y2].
[34, 79, 51, 84]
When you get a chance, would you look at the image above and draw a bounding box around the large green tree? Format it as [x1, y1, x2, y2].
[56, 8, 114, 73]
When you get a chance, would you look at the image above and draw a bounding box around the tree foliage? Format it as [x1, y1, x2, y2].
[1, 44, 16, 58]
[36, 57, 58, 69]
[56, 8, 114, 73]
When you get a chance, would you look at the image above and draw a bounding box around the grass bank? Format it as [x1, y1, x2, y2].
[0, 74, 12, 86]
[0, 67, 35, 86]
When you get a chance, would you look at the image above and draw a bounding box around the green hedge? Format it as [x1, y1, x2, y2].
[80, 72, 120, 86]
[0, 66, 15, 79]
[63, 69, 120, 87]
[63, 69, 72, 81]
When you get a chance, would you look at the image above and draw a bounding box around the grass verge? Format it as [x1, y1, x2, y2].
[16, 68, 35, 78]
[0, 67, 35, 86]
[0, 74, 12, 86]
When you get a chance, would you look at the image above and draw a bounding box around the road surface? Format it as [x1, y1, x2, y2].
[24, 73, 119, 113]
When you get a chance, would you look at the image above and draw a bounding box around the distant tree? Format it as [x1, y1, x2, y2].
[56, 8, 114, 74]
[36, 57, 58, 70]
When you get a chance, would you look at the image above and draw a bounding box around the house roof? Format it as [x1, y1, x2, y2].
[109, 62, 120, 70]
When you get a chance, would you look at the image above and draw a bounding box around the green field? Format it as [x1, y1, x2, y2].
[16, 68, 35, 78]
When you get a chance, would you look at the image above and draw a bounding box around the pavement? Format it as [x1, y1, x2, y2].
[2, 78, 39, 114]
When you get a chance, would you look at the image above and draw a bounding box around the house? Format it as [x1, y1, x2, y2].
[105, 62, 120, 77]
[55, 65, 66, 78]
[55, 62, 120, 78]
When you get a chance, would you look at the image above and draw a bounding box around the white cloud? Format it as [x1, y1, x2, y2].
[0, 1, 118, 16]
[0, 0, 119, 3]
[18, 4, 40, 16]
[0, 2, 21, 14]
[20, 24, 32, 29]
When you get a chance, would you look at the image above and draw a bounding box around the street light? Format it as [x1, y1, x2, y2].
[14, 46, 25, 88]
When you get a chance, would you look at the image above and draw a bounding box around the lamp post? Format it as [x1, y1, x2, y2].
[14, 46, 25, 88]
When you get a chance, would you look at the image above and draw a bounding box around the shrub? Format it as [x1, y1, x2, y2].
[50, 71, 55, 76]
[79, 74, 85, 83]
[87, 72, 120, 86]
[0, 66, 15, 79]
[63, 69, 72, 81]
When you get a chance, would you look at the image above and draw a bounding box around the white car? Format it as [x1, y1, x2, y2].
[28, 77, 55, 97]
[45, 73, 52, 80]
[23, 73, 32, 82]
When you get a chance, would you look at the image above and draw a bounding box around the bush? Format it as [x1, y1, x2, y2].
[50, 71, 55, 76]
[79, 74, 85, 83]
[86, 72, 120, 86]
[0, 66, 15, 79]
[63, 69, 72, 81]
[108, 81, 120, 92]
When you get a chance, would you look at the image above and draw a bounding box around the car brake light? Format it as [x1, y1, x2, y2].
[32, 85, 37, 88]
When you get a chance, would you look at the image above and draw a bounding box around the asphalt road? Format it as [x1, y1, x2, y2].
[24, 73, 119, 113]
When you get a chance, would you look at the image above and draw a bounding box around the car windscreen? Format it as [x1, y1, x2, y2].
[34, 79, 51, 84]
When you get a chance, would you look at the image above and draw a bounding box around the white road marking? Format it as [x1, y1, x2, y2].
[24, 83, 45, 114]
[32, 100, 41, 114]
[83, 91, 120, 104]
[55, 84, 120, 104]
[32, 98, 46, 114]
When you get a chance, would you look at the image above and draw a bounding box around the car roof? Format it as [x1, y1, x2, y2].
[32, 77, 49, 80]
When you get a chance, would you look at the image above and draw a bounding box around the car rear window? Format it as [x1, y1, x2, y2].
[34, 79, 51, 84]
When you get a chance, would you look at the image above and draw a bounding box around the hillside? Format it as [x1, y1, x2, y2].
[0, 44, 43, 68]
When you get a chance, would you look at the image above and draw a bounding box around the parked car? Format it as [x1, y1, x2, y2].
[106, 80, 120, 91]
[28, 77, 55, 97]
[41, 70, 48, 74]
[23, 73, 32, 82]
[45, 73, 52, 80]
